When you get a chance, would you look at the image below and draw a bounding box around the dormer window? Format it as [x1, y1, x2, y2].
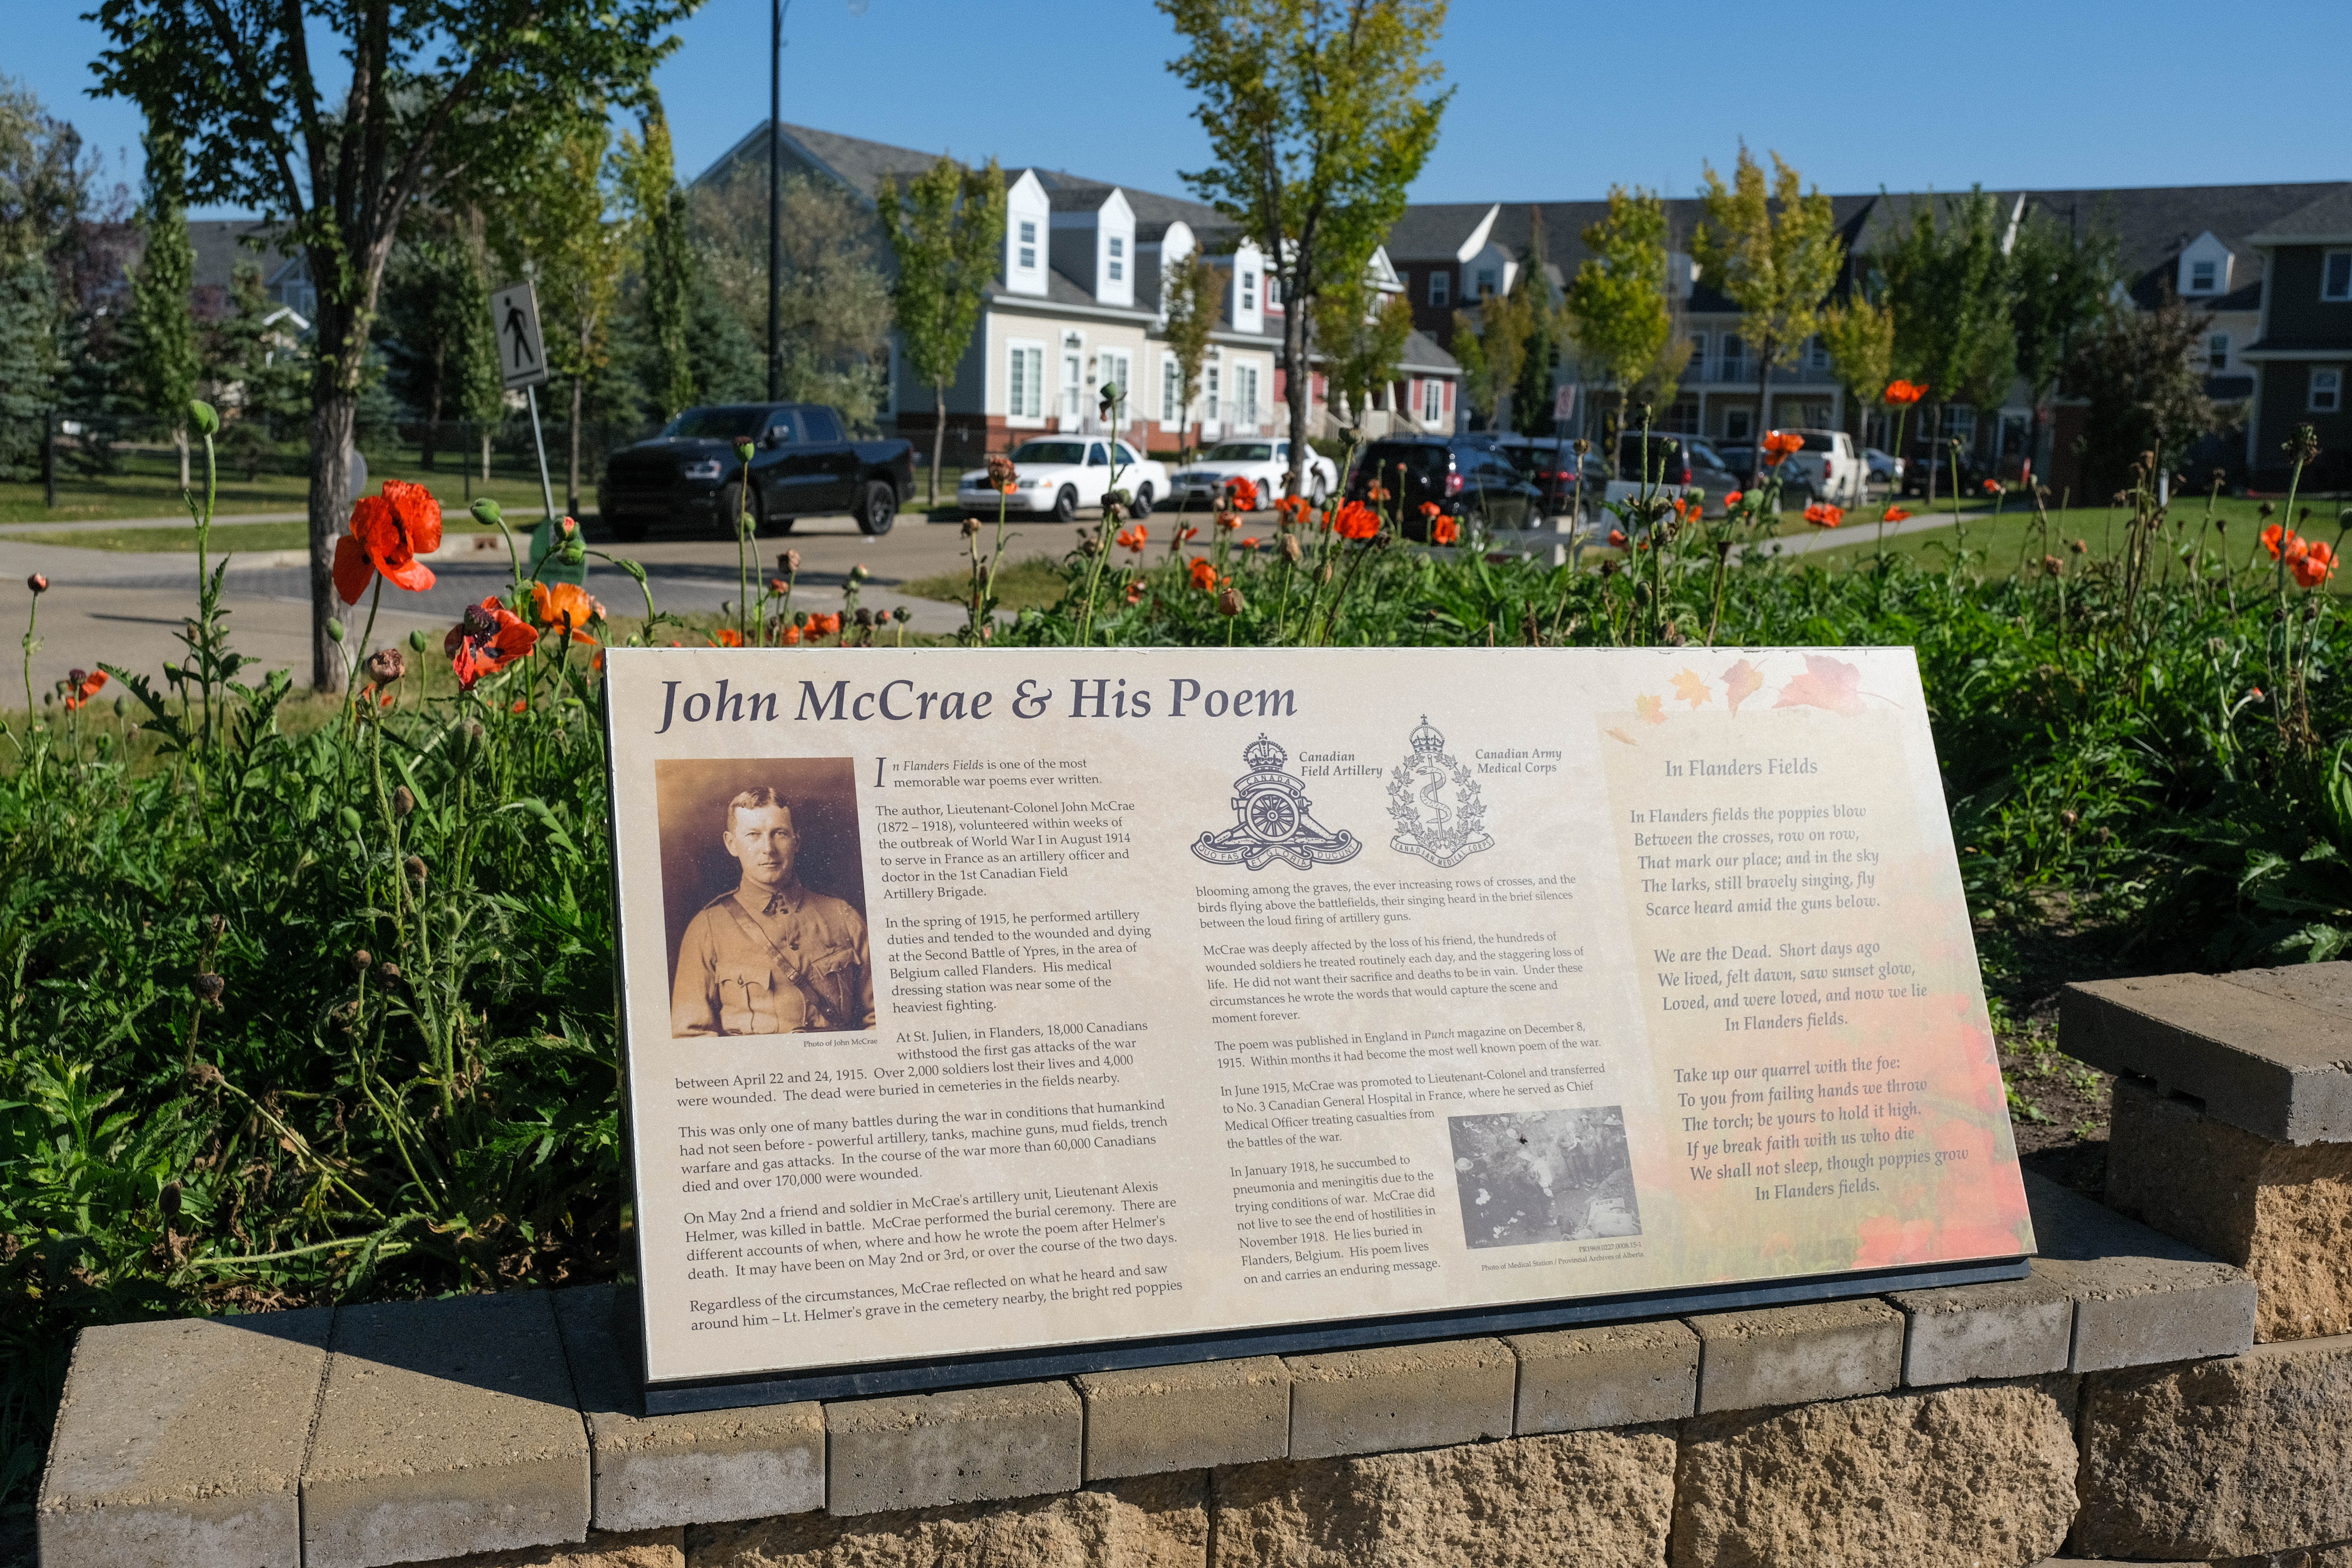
[1018, 219, 1037, 272]
[1429, 270, 1449, 306]
[1241, 271, 1256, 312]
[1108, 235, 1124, 283]
[1475, 268, 1497, 298]
[2189, 258, 2217, 293]
[1265, 274, 1281, 305]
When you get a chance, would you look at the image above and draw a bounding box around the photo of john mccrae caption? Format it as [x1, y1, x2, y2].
[605, 647, 2033, 1388]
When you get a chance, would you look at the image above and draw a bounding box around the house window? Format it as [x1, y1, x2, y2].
[2312, 369, 2343, 414]
[2325, 252, 2352, 302]
[2209, 333, 2230, 371]
[1723, 407, 1752, 442]
[1941, 405, 1977, 443]
[1806, 335, 1829, 370]
[1108, 235, 1124, 283]
[1265, 274, 1281, 305]
[1018, 220, 1037, 272]
[1099, 350, 1132, 417]
[1234, 364, 1259, 426]
[1475, 267, 1497, 298]
[2189, 258, 2217, 293]
[1686, 332, 1707, 370]
[1420, 378, 1442, 424]
[1241, 271, 1256, 313]
[1161, 357, 1181, 424]
[1204, 366, 1220, 423]
[1062, 352, 1083, 420]
[1720, 334, 1746, 379]
[1428, 269, 1450, 307]
[1009, 345, 1043, 419]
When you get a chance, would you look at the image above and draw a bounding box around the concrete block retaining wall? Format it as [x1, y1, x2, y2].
[39, 962, 2352, 1567]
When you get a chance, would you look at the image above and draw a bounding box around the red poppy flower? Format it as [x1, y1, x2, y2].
[1724, 490, 1744, 507]
[2295, 540, 2337, 587]
[333, 479, 443, 604]
[2263, 523, 2305, 562]
[713, 627, 744, 648]
[1803, 503, 1845, 528]
[60, 668, 106, 711]
[531, 581, 604, 644]
[1214, 509, 1240, 532]
[1608, 529, 1628, 547]
[1982, 479, 2002, 495]
[1274, 495, 1311, 523]
[1224, 477, 1259, 511]
[1176, 525, 1200, 544]
[1761, 431, 1805, 467]
[1331, 501, 1380, 541]
[1884, 380, 1926, 407]
[1432, 515, 1460, 546]
[1188, 556, 1218, 591]
[1884, 506, 1912, 522]
[1116, 525, 1148, 553]
[444, 597, 537, 690]
[810, 612, 842, 636]
[1240, 536, 1264, 550]
[1419, 501, 1442, 517]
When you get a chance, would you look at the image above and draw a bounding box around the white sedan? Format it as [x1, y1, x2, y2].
[955, 437, 1172, 522]
[1167, 439, 1339, 512]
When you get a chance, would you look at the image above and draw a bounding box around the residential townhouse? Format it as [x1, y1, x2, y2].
[1386, 181, 2349, 494]
[693, 122, 1462, 473]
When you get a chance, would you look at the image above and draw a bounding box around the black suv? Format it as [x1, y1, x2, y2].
[1344, 435, 1544, 539]
[600, 402, 915, 542]
[1493, 434, 1608, 520]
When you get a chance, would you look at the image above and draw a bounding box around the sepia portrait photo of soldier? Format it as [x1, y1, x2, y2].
[655, 758, 874, 1037]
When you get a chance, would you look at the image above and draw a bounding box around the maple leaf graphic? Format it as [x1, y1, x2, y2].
[1634, 693, 1667, 725]
[1605, 727, 1638, 746]
[1773, 655, 1867, 716]
[1671, 668, 1712, 709]
[1723, 658, 1765, 715]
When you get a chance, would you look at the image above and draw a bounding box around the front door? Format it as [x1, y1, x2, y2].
[1062, 354, 1084, 427]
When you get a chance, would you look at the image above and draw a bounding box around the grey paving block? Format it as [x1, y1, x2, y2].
[1283, 1337, 1514, 1460]
[2062, 970, 2352, 1143]
[824, 1381, 1082, 1516]
[1075, 1355, 1288, 1480]
[550, 1284, 823, 1530]
[2025, 1170, 2256, 1372]
[1688, 1298, 1904, 1413]
[36, 1308, 333, 1568]
[302, 1290, 589, 1568]
[1888, 1270, 2076, 1386]
[1505, 1319, 1699, 1433]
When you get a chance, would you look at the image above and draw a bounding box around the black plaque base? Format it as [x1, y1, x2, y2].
[637, 1256, 2028, 1415]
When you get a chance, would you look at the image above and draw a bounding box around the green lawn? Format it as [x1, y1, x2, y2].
[897, 555, 1070, 613]
[1801, 495, 2352, 586]
[3, 520, 315, 553]
[1, 443, 569, 526]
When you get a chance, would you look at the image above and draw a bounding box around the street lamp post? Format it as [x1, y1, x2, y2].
[767, 0, 786, 401]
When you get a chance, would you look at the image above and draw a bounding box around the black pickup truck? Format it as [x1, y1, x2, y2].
[599, 403, 916, 541]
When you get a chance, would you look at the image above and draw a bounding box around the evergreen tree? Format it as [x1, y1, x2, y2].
[0, 250, 53, 481]
[125, 127, 199, 485]
[1509, 207, 1561, 436]
[619, 102, 694, 423]
[381, 233, 499, 470]
[877, 155, 1007, 503]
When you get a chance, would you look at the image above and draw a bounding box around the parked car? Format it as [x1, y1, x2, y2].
[1774, 429, 1868, 508]
[1345, 435, 1544, 538]
[1899, 444, 1997, 500]
[955, 437, 1172, 522]
[1491, 435, 1610, 523]
[1167, 439, 1339, 512]
[1606, 434, 1742, 517]
[1864, 447, 1904, 487]
[600, 402, 914, 542]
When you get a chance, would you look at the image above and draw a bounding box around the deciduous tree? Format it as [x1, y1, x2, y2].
[1160, 246, 1221, 465]
[1159, 0, 1450, 501]
[1691, 146, 1841, 483]
[1314, 273, 1414, 440]
[2066, 288, 2218, 497]
[1452, 283, 1528, 432]
[2011, 205, 2118, 476]
[1565, 186, 1675, 450]
[1818, 296, 1894, 448]
[876, 155, 1006, 503]
[1878, 187, 2018, 495]
[90, 0, 689, 689]
[125, 128, 199, 487]
[619, 103, 694, 425]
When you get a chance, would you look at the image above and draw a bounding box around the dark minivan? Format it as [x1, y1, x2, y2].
[600, 403, 915, 541]
[1345, 435, 1544, 539]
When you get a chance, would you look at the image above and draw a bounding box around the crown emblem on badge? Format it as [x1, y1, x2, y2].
[1192, 733, 1361, 872]
[1387, 715, 1494, 869]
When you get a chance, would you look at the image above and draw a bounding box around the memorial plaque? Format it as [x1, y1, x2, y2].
[604, 646, 2033, 1407]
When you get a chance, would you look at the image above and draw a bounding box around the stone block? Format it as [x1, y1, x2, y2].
[2061, 969, 2352, 1144]
[1282, 1338, 1513, 1461]
[1687, 1299, 1903, 1413]
[302, 1290, 590, 1568]
[409, 1527, 684, 1566]
[2106, 1076, 2352, 1342]
[1504, 1320, 1698, 1433]
[36, 1306, 333, 1568]
[2026, 1170, 2257, 1370]
[551, 1285, 824, 1529]
[1210, 1426, 1677, 1568]
[824, 1381, 1082, 1516]
[686, 1471, 1206, 1566]
[1887, 1270, 2075, 1385]
[2076, 1331, 2352, 1560]
[1671, 1377, 2077, 1568]
[1075, 1356, 1288, 1480]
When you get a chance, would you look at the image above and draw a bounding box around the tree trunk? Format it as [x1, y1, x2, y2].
[929, 385, 947, 508]
[307, 376, 358, 693]
[481, 427, 492, 486]
[175, 426, 189, 489]
[1925, 403, 1940, 503]
[567, 374, 584, 519]
[1751, 350, 1774, 490]
[1283, 293, 1311, 502]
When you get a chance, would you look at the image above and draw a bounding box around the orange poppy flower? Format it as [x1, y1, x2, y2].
[1116, 525, 1148, 553]
[1274, 495, 1311, 523]
[1884, 506, 1912, 522]
[531, 581, 605, 643]
[1125, 577, 1145, 605]
[1240, 535, 1264, 550]
[1418, 501, 1442, 517]
[2262, 523, 2303, 561]
[1803, 503, 1844, 528]
[1982, 479, 2002, 495]
[1332, 501, 1380, 541]
[778, 624, 801, 645]
[1761, 431, 1805, 467]
[713, 627, 745, 648]
[1365, 482, 1391, 502]
[1432, 515, 1460, 546]
[1608, 529, 1627, 547]
[1883, 380, 1926, 406]
[444, 597, 537, 690]
[2296, 540, 2338, 587]
[1224, 477, 1259, 511]
[1724, 490, 1744, 507]
[333, 479, 443, 604]
[1188, 556, 1218, 592]
[60, 668, 106, 711]
[810, 612, 842, 636]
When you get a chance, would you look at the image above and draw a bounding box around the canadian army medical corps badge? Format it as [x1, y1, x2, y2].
[1190, 734, 1362, 872]
[1386, 715, 1494, 869]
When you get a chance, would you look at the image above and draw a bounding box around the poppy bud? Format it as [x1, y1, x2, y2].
[160, 1180, 182, 1225]
[894, 607, 911, 623]
[464, 720, 485, 744]
[855, 607, 874, 628]
[850, 563, 869, 582]
[470, 498, 504, 529]
[2094, 826, 2112, 845]
[1280, 536, 1303, 565]
[189, 399, 219, 436]
[980, 624, 993, 642]
[736, 439, 755, 462]
[379, 962, 402, 982]
[26, 573, 46, 594]
[780, 550, 802, 575]
[67, 668, 85, 686]
[1217, 586, 1244, 617]
[114, 695, 127, 716]
[963, 516, 982, 537]
[193, 972, 225, 1003]
[339, 805, 365, 837]
[392, 785, 415, 818]
[352, 949, 372, 971]
[559, 516, 577, 537]
[366, 647, 406, 685]
[403, 855, 426, 884]
[327, 618, 346, 644]
[2042, 554, 2064, 575]
[2069, 539, 2087, 554]
[2061, 809, 2078, 829]
[2260, 502, 2276, 519]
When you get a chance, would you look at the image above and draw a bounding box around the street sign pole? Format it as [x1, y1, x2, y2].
[490, 280, 557, 524]
[524, 384, 557, 523]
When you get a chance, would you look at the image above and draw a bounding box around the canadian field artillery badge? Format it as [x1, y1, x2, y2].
[1191, 734, 1361, 872]
[1387, 716, 1493, 869]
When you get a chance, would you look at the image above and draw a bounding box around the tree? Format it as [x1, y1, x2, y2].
[619, 103, 694, 424]
[125, 126, 199, 486]
[1313, 273, 1414, 439]
[1565, 187, 1675, 450]
[1451, 283, 1529, 431]
[1691, 145, 1842, 483]
[2066, 288, 2218, 498]
[1508, 207, 1561, 436]
[1160, 0, 1450, 502]
[2010, 205, 2118, 478]
[876, 155, 1006, 504]
[1160, 246, 1221, 465]
[1818, 296, 1894, 447]
[1878, 187, 2018, 496]
[90, 0, 689, 691]
[381, 231, 499, 472]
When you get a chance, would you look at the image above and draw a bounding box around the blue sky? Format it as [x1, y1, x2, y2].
[16, 0, 2352, 218]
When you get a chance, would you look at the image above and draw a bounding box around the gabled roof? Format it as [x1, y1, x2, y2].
[693, 120, 949, 202]
[2249, 185, 2352, 245]
[1029, 169, 1222, 232]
